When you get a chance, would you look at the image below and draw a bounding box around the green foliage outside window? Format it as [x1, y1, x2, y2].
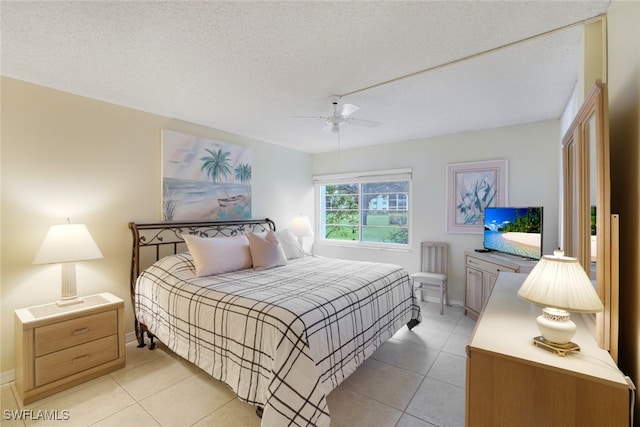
[321, 181, 409, 245]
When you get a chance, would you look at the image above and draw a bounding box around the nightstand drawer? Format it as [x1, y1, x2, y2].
[465, 255, 516, 274]
[34, 335, 118, 386]
[34, 310, 117, 356]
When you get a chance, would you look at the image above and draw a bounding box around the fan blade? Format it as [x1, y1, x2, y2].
[340, 103, 359, 116]
[347, 117, 381, 128]
[290, 116, 327, 121]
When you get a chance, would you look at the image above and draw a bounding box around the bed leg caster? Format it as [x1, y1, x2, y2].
[406, 319, 420, 330]
[136, 332, 146, 348]
[135, 321, 147, 348]
[255, 406, 263, 418]
[137, 329, 157, 350]
[148, 333, 156, 350]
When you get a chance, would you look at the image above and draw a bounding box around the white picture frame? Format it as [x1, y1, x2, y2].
[446, 159, 508, 233]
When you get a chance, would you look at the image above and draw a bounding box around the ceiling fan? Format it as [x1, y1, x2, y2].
[293, 95, 381, 134]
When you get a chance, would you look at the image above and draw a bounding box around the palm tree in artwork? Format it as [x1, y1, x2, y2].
[234, 163, 252, 196]
[200, 148, 232, 198]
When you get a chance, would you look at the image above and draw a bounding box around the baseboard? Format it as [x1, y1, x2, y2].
[125, 331, 137, 343]
[420, 295, 464, 308]
[1, 369, 15, 385]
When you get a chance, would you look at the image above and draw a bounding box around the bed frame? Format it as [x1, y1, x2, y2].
[129, 217, 419, 421]
[128, 218, 276, 349]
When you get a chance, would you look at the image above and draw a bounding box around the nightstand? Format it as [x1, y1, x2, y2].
[14, 292, 125, 404]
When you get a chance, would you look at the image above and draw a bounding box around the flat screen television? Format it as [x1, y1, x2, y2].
[483, 206, 543, 260]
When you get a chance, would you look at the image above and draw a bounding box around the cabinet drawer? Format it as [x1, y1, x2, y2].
[35, 335, 118, 387]
[34, 310, 117, 356]
[465, 255, 516, 275]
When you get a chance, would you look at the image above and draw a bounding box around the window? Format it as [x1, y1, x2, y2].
[314, 169, 411, 247]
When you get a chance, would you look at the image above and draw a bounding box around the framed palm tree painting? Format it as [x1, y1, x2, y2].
[161, 129, 252, 220]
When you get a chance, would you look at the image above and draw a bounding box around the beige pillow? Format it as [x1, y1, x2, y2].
[182, 234, 252, 277]
[246, 231, 288, 270]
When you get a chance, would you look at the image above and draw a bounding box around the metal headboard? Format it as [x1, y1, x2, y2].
[128, 218, 276, 347]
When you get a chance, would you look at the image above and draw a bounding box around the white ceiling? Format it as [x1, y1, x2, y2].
[1, 1, 610, 153]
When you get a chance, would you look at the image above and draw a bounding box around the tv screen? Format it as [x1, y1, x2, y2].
[483, 207, 543, 259]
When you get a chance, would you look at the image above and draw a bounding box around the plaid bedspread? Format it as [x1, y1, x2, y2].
[135, 254, 420, 427]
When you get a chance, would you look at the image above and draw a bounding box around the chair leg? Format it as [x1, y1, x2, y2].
[439, 286, 444, 315]
[445, 280, 450, 306]
[411, 280, 418, 301]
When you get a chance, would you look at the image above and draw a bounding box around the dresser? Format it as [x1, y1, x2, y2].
[466, 273, 631, 427]
[14, 293, 125, 404]
[464, 251, 537, 320]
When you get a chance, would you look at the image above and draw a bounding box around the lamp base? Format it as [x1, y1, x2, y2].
[57, 262, 83, 307]
[532, 336, 580, 356]
[56, 296, 84, 307]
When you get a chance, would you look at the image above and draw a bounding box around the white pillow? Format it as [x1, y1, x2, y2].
[275, 229, 306, 259]
[246, 231, 288, 270]
[182, 234, 252, 277]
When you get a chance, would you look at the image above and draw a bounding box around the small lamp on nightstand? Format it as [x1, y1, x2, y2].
[517, 249, 604, 356]
[290, 214, 314, 245]
[33, 221, 103, 306]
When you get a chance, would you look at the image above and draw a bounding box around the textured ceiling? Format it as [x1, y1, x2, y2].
[1, 1, 610, 153]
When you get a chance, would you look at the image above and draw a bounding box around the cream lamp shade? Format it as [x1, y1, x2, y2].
[517, 249, 603, 355]
[290, 215, 314, 238]
[33, 223, 103, 306]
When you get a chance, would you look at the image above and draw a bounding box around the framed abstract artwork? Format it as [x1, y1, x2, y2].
[446, 159, 508, 233]
[161, 129, 252, 221]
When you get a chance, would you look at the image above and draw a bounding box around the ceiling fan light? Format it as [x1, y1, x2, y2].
[327, 115, 345, 125]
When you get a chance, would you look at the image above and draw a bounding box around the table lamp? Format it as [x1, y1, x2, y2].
[33, 222, 103, 306]
[290, 214, 314, 245]
[517, 249, 604, 356]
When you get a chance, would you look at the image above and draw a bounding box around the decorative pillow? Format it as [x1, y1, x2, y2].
[246, 231, 288, 270]
[182, 234, 252, 277]
[275, 229, 306, 259]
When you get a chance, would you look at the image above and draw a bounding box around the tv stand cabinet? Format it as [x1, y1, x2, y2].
[464, 251, 537, 320]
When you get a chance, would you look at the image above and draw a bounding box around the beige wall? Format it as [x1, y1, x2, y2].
[0, 77, 314, 375]
[312, 119, 561, 302]
[607, 0, 640, 423]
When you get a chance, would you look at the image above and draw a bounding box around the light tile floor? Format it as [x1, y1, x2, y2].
[1, 301, 475, 427]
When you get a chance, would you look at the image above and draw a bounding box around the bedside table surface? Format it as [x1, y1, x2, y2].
[15, 292, 123, 325]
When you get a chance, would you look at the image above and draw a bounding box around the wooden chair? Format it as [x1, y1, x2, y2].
[411, 241, 449, 315]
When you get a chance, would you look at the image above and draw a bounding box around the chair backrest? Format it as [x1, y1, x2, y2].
[420, 241, 448, 275]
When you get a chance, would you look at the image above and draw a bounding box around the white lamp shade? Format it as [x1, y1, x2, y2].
[289, 215, 314, 237]
[517, 250, 604, 313]
[33, 224, 103, 265]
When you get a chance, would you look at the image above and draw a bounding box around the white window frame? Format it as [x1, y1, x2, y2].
[313, 169, 412, 249]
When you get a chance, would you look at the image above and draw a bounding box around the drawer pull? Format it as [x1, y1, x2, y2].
[71, 327, 90, 336]
[72, 354, 89, 364]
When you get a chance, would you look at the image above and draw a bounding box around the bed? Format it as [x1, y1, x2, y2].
[129, 219, 421, 427]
